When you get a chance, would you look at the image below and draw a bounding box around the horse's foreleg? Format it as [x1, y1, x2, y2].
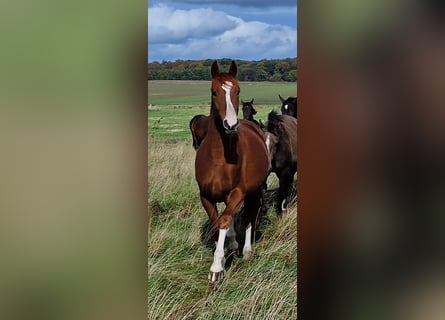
[218, 188, 244, 230]
[243, 222, 253, 259]
[242, 189, 263, 259]
[277, 168, 293, 216]
[208, 189, 244, 284]
[200, 195, 218, 241]
[209, 227, 227, 283]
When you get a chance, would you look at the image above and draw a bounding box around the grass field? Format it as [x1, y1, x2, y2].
[148, 80, 297, 107]
[148, 80, 297, 319]
[148, 80, 297, 141]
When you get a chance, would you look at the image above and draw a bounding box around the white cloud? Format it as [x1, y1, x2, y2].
[148, 5, 296, 61]
[155, 0, 296, 8]
[148, 5, 237, 44]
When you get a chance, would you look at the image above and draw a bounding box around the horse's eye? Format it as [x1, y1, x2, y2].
[212, 91, 217, 96]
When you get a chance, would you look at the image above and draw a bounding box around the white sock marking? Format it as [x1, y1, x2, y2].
[242, 222, 252, 257]
[210, 228, 227, 273]
[281, 199, 287, 211]
[265, 132, 271, 152]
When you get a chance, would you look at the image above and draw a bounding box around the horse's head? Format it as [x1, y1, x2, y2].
[279, 95, 297, 118]
[211, 61, 240, 134]
[241, 99, 256, 121]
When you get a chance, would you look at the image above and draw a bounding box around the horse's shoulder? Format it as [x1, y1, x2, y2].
[239, 120, 265, 136]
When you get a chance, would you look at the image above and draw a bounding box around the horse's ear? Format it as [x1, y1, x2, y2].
[229, 61, 237, 77]
[250, 98, 254, 104]
[211, 61, 219, 78]
[279, 94, 285, 104]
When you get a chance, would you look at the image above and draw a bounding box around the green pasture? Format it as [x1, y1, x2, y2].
[148, 80, 296, 106]
[148, 80, 297, 141]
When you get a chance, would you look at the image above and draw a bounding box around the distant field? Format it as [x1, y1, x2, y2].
[148, 80, 297, 141]
[148, 80, 296, 106]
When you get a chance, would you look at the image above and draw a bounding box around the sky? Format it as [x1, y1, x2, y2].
[148, 0, 297, 62]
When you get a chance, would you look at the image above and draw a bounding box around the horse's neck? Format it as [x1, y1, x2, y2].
[281, 122, 297, 161]
[207, 115, 239, 163]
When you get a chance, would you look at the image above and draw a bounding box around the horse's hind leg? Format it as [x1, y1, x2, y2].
[227, 221, 238, 252]
[277, 168, 294, 216]
[242, 189, 263, 259]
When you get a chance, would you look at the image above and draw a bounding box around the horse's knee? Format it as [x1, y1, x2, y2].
[218, 215, 232, 230]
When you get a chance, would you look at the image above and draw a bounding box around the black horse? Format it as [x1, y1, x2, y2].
[265, 110, 297, 215]
[279, 95, 297, 118]
[241, 99, 260, 127]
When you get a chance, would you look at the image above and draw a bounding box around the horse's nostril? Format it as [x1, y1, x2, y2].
[223, 119, 239, 132]
[230, 120, 240, 131]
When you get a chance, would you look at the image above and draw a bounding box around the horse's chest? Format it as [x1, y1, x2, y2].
[272, 150, 290, 168]
[198, 164, 239, 196]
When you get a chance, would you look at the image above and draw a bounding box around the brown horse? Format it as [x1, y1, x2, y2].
[195, 61, 269, 284]
[265, 110, 298, 215]
[189, 114, 209, 150]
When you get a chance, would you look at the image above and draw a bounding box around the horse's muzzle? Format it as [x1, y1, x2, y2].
[223, 119, 240, 133]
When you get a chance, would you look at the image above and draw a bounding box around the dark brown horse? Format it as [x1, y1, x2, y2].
[189, 114, 209, 150]
[241, 98, 260, 126]
[195, 61, 269, 284]
[279, 94, 297, 118]
[265, 110, 297, 215]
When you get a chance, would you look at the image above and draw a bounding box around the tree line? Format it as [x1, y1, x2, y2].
[148, 58, 297, 82]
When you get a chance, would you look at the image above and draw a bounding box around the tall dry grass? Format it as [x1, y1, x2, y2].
[148, 140, 297, 319]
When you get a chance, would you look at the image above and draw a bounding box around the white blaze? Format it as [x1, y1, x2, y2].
[222, 81, 238, 128]
[284, 104, 289, 110]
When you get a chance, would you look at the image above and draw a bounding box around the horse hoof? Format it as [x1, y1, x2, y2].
[228, 242, 239, 252]
[277, 210, 286, 217]
[208, 271, 225, 284]
[242, 248, 252, 259]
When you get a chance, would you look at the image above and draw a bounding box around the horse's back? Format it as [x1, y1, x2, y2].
[282, 115, 298, 162]
[239, 119, 265, 141]
[190, 115, 209, 149]
[238, 120, 269, 182]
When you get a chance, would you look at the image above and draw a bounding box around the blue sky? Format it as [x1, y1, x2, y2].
[148, 0, 297, 62]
